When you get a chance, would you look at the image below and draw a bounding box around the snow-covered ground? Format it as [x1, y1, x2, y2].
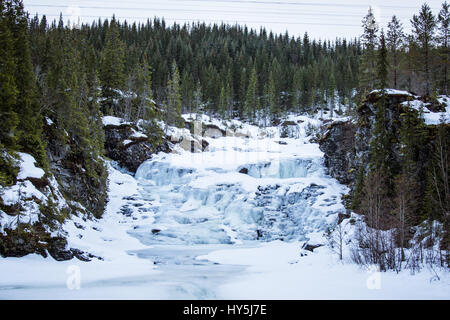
[0, 113, 449, 299]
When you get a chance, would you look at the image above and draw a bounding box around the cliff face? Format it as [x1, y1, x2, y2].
[319, 121, 356, 185]
[0, 118, 109, 260]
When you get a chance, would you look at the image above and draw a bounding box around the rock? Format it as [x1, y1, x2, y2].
[201, 139, 209, 152]
[104, 122, 170, 173]
[47, 237, 73, 261]
[71, 248, 92, 262]
[338, 212, 351, 224]
[302, 242, 323, 252]
[319, 121, 356, 185]
[44, 118, 108, 218]
[238, 167, 248, 174]
[177, 134, 203, 153]
[281, 120, 297, 127]
[203, 124, 226, 138]
[319, 90, 449, 211]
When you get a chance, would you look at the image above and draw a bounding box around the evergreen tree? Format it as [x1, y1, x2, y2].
[165, 61, 184, 129]
[386, 15, 404, 88]
[327, 72, 336, 118]
[377, 30, 389, 89]
[411, 3, 436, 96]
[263, 70, 277, 124]
[359, 7, 379, 97]
[244, 65, 259, 121]
[437, 1, 450, 95]
[100, 17, 125, 115]
[0, 0, 18, 150]
[193, 82, 204, 118]
[218, 85, 227, 119]
[9, 0, 47, 168]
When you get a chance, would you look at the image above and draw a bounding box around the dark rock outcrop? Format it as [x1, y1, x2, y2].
[44, 122, 108, 218]
[302, 242, 323, 252]
[104, 123, 171, 173]
[319, 121, 356, 185]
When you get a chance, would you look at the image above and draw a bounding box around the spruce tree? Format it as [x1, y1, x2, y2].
[10, 0, 47, 168]
[100, 17, 125, 115]
[377, 30, 389, 89]
[327, 72, 336, 118]
[165, 61, 184, 129]
[438, 1, 450, 95]
[386, 15, 404, 89]
[0, 0, 18, 150]
[359, 7, 379, 98]
[193, 82, 204, 118]
[263, 70, 277, 124]
[411, 3, 437, 96]
[244, 65, 259, 121]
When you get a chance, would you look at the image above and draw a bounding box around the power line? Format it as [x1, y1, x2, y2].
[30, 13, 363, 27]
[25, 4, 421, 21]
[51, 0, 439, 11]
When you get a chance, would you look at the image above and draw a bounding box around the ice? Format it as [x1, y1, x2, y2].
[132, 118, 345, 246]
[242, 158, 320, 179]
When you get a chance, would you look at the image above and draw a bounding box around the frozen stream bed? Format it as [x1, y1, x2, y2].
[0, 114, 448, 299]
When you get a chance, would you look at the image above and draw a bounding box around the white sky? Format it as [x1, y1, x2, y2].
[23, 0, 445, 40]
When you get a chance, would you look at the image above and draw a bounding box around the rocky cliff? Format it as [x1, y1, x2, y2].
[319, 90, 449, 206]
[104, 120, 171, 173]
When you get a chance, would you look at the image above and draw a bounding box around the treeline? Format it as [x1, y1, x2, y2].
[28, 12, 362, 124]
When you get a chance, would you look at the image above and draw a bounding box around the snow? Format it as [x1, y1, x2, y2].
[16, 153, 45, 180]
[370, 89, 416, 96]
[402, 99, 450, 125]
[122, 139, 133, 146]
[102, 116, 130, 126]
[45, 117, 54, 126]
[0, 113, 448, 299]
[130, 128, 147, 139]
[198, 241, 450, 300]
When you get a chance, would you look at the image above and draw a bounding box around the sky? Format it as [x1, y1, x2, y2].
[23, 0, 446, 40]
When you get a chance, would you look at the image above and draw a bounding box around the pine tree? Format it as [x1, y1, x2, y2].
[218, 85, 227, 119]
[244, 65, 259, 121]
[0, 0, 18, 150]
[291, 68, 303, 113]
[377, 30, 389, 89]
[193, 82, 204, 118]
[10, 0, 47, 168]
[359, 7, 379, 97]
[100, 17, 125, 115]
[327, 72, 336, 118]
[165, 61, 184, 129]
[386, 15, 404, 88]
[411, 3, 437, 96]
[263, 70, 277, 124]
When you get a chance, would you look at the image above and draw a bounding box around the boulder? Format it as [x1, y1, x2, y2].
[203, 124, 226, 138]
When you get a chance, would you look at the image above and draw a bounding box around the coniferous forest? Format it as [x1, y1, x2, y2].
[0, 0, 449, 285]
